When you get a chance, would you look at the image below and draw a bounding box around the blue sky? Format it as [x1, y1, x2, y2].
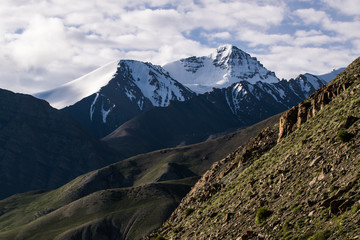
[0, 0, 359, 93]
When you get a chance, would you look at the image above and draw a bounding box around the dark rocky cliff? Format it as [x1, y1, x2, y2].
[0, 89, 119, 199]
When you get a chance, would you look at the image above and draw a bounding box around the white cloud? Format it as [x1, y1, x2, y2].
[294, 8, 360, 40]
[6, 15, 72, 70]
[323, 0, 360, 16]
[293, 30, 343, 46]
[237, 29, 293, 47]
[0, 0, 358, 94]
[294, 8, 329, 25]
[256, 46, 356, 79]
[185, 1, 285, 30]
[202, 32, 232, 41]
[324, 20, 360, 39]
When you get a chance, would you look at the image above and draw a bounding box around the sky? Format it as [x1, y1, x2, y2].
[0, 0, 359, 94]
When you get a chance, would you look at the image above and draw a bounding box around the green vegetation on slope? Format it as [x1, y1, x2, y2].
[0, 183, 192, 240]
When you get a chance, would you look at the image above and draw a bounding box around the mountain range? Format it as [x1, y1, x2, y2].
[36, 45, 343, 147]
[3, 44, 344, 199]
[0, 44, 354, 240]
[0, 55, 357, 240]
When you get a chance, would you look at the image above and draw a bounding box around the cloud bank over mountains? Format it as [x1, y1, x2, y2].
[0, 0, 359, 93]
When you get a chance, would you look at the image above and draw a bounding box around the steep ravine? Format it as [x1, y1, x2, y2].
[149, 57, 360, 239]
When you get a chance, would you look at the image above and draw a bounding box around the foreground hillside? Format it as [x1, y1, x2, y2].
[0, 113, 279, 240]
[150, 58, 360, 239]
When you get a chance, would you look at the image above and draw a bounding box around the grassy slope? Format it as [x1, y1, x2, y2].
[116, 112, 280, 187]
[153, 58, 360, 239]
[0, 182, 193, 240]
[0, 114, 279, 240]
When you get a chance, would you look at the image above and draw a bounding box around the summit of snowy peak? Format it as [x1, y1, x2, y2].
[210, 44, 235, 60]
[163, 45, 279, 93]
[210, 44, 246, 58]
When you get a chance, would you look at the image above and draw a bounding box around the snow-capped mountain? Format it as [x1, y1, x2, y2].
[61, 60, 194, 138]
[104, 68, 344, 157]
[220, 68, 345, 119]
[34, 44, 343, 141]
[163, 44, 279, 93]
[222, 78, 320, 119]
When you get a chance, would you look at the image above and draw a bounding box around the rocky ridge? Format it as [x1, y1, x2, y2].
[278, 66, 358, 142]
[149, 57, 360, 239]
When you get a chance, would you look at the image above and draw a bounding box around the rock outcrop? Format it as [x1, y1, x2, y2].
[278, 58, 360, 142]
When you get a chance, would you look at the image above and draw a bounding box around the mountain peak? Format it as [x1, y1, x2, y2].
[163, 44, 279, 93]
[209, 44, 248, 65]
[210, 44, 237, 60]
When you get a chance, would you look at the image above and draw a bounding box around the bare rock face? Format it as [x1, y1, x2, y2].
[278, 60, 360, 142]
[278, 106, 299, 143]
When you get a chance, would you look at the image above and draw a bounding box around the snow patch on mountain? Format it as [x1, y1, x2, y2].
[137, 98, 144, 111]
[163, 44, 279, 94]
[90, 93, 99, 121]
[101, 103, 113, 123]
[35, 60, 119, 109]
[122, 60, 190, 107]
[124, 87, 136, 101]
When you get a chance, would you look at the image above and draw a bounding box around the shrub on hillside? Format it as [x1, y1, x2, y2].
[255, 207, 272, 224]
[308, 230, 331, 240]
[337, 130, 353, 142]
[185, 208, 195, 217]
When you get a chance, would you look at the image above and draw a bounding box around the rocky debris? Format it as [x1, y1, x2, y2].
[238, 230, 260, 240]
